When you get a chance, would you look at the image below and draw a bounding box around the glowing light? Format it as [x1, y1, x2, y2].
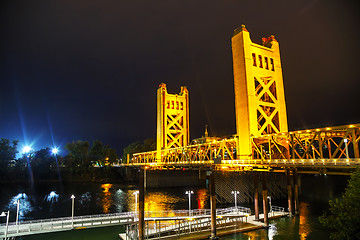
[221, 166, 228, 170]
[22, 146, 32, 153]
[52, 148, 59, 154]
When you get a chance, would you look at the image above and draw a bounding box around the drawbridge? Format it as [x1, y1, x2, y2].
[126, 25, 359, 175]
[121, 25, 360, 239]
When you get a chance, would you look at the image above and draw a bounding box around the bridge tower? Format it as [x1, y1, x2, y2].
[232, 25, 288, 159]
[157, 83, 189, 160]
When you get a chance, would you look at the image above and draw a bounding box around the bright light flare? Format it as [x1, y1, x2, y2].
[22, 146, 32, 153]
[52, 148, 59, 154]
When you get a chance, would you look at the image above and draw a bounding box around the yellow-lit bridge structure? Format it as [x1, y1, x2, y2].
[131, 123, 360, 174]
[123, 25, 360, 240]
[127, 25, 360, 175]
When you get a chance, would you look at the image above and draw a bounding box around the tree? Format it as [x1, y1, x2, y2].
[89, 140, 119, 167]
[0, 138, 18, 169]
[65, 140, 91, 173]
[31, 148, 56, 179]
[89, 140, 105, 166]
[122, 138, 155, 163]
[319, 168, 360, 240]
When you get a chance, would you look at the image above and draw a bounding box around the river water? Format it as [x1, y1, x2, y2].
[0, 174, 349, 239]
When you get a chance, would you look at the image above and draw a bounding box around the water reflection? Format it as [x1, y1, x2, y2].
[44, 191, 59, 203]
[79, 192, 91, 207]
[196, 189, 208, 209]
[299, 202, 311, 239]
[100, 183, 113, 213]
[114, 189, 125, 212]
[8, 193, 32, 220]
[126, 191, 184, 218]
[268, 224, 277, 240]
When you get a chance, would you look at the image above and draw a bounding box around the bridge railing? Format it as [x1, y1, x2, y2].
[142, 206, 250, 219]
[220, 158, 360, 167]
[270, 205, 285, 213]
[0, 211, 135, 238]
[134, 206, 250, 239]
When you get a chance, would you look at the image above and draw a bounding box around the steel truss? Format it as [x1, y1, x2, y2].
[131, 124, 360, 171]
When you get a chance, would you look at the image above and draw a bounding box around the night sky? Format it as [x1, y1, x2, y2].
[1, 0, 359, 156]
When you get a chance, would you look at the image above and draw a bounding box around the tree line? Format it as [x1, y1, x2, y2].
[0, 137, 156, 182]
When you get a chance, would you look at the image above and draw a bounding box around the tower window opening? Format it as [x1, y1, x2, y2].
[171, 101, 174, 109]
[167, 101, 170, 109]
[180, 102, 183, 110]
[270, 58, 274, 71]
[259, 55, 263, 68]
[252, 53, 257, 66]
[264, 57, 269, 69]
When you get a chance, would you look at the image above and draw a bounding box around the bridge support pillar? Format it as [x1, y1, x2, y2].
[293, 169, 299, 215]
[262, 173, 269, 226]
[253, 172, 259, 220]
[286, 169, 293, 216]
[139, 168, 145, 240]
[210, 171, 218, 239]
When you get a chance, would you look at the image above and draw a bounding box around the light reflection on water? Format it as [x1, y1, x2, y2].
[44, 191, 59, 203]
[1, 184, 211, 222]
[8, 193, 32, 220]
[299, 202, 311, 239]
[100, 183, 112, 213]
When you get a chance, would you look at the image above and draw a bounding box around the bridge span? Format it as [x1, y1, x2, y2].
[129, 123, 360, 175]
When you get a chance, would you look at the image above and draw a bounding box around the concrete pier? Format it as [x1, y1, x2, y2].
[287, 169, 293, 216]
[262, 173, 269, 226]
[254, 172, 259, 220]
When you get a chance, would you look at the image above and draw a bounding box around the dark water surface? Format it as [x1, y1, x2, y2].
[0, 174, 349, 239]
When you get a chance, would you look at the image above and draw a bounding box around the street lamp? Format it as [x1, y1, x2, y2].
[267, 196, 272, 212]
[133, 191, 139, 220]
[344, 139, 349, 159]
[71, 195, 75, 228]
[0, 211, 9, 239]
[14, 199, 20, 233]
[185, 191, 194, 216]
[231, 191, 240, 209]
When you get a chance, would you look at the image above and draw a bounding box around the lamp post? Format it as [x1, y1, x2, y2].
[231, 191, 239, 209]
[1, 211, 9, 239]
[14, 199, 20, 233]
[185, 191, 194, 216]
[344, 139, 349, 159]
[71, 195, 75, 228]
[133, 191, 139, 220]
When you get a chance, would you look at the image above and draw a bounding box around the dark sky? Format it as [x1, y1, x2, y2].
[1, 0, 359, 156]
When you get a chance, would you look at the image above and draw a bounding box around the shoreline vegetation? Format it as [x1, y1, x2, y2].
[0, 138, 156, 185]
